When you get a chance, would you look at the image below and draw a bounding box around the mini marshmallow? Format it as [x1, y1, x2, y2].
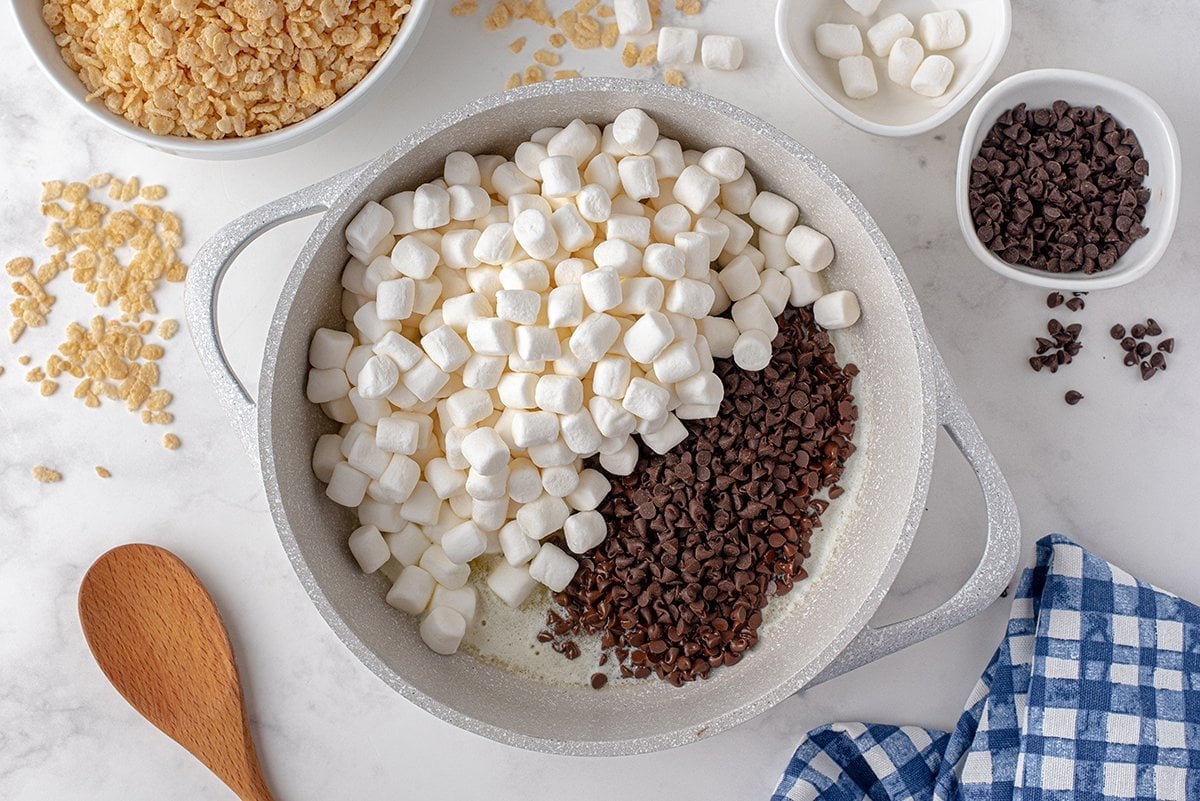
[716, 210, 754, 258]
[561, 511, 604, 554]
[673, 165, 721, 214]
[531, 126, 561, 145]
[401, 357, 451, 402]
[444, 426, 471, 470]
[444, 151, 481, 186]
[473, 222, 516, 265]
[487, 562, 538, 608]
[911, 55, 955, 98]
[386, 565, 435, 614]
[386, 525, 429, 566]
[844, 0, 882, 13]
[867, 13, 914, 57]
[500, 520, 540, 566]
[421, 325, 470, 372]
[491, 162, 540, 201]
[699, 147, 746, 184]
[376, 278, 416, 321]
[614, 0, 652, 34]
[547, 119, 599, 165]
[425, 457, 467, 499]
[441, 521, 487, 564]
[733, 329, 774, 371]
[676, 370, 723, 406]
[512, 209, 559, 261]
[732, 293, 779, 339]
[718, 255, 762, 301]
[576, 184, 614, 225]
[717, 168, 756, 215]
[466, 318, 515, 355]
[476, 154, 505, 192]
[606, 214, 652, 247]
[507, 458, 544, 503]
[593, 239, 642, 276]
[551, 205, 594, 252]
[508, 193, 551, 219]
[569, 313, 622, 362]
[412, 184, 450, 230]
[653, 341, 701, 384]
[309, 328, 354, 370]
[512, 410, 560, 448]
[657, 26, 699, 64]
[345, 201, 394, 262]
[676, 402, 719, 420]
[327, 462, 369, 507]
[567, 469, 610, 512]
[675, 231, 711, 280]
[598, 435, 639, 475]
[462, 354, 506, 390]
[445, 388, 493, 427]
[701, 34, 744, 71]
[380, 192, 415, 236]
[918, 10, 965, 51]
[420, 607, 466, 655]
[541, 465, 580, 498]
[412, 276, 442, 316]
[540, 155, 582, 198]
[431, 584, 478, 624]
[461, 427, 510, 475]
[346, 433, 391, 481]
[377, 414, 422, 455]
[622, 377, 670, 420]
[624, 311, 674, 364]
[813, 289, 862, 329]
[353, 302, 400, 343]
[312, 433, 344, 483]
[584, 154, 621, 197]
[662, 278, 715, 318]
[495, 289, 541, 325]
[472, 497, 509, 533]
[497, 372, 538, 409]
[693, 217, 731, 261]
[756, 232, 790, 272]
[888, 37, 925, 86]
[535, 374, 584, 414]
[442, 294, 493, 335]
[465, 466, 508, 500]
[376, 454, 420, 503]
[527, 438, 576, 468]
[356, 355, 399, 399]
[580, 268, 623, 312]
[700, 316, 740, 359]
[815, 23, 863, 59]
[749, 192, 801, 237]
[612, 108, 658, 155]
[447, 185, 490, 221]
[616, 277, 664, 315]
[529, 542, 578, 592]
[517, 495, 571, 541]
[592, 355, 632, 398]
[306, 367, 350, 404]
[649, 139, 685, 180]
[547, 285, 584, 328]
[559, 408, 603, 455]
[400, 483, 441, 526]
[617, 155, 659, 202]
[589, 396, 638, 438]
[514, 141, 549, 180]
[641, 413, 688, 454]
[466, 265, 503, 298]
[373, 331, 423, 371]
[786, 225, 836, 272]
[553, 350, 592, 378]
[784, 264, 824, 308]
[838, 55, 878, 99]
[420, 544, 471, 589]
[348, 524, 390, 573]
[341, 257, 368, 295]
[359, 499, 406, 533]
[516, 326, 561, 361]
[650, 207, 691, 246]
[758, 269, 791, 316]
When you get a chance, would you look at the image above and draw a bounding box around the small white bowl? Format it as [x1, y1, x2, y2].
[12, 0, 434, 160]
[955, 69, 1182, 291]
[775, 0, 1011, 137]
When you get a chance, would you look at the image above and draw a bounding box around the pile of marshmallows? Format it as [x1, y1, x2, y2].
[305, 109, 862, 657]
[816, 0, 967, 100]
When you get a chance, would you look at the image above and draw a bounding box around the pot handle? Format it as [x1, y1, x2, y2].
[810, 345, 1021, 685]
[185, 169, 361, 463]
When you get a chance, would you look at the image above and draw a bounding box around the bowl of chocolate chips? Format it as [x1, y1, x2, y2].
[956, 68, 1181, 290]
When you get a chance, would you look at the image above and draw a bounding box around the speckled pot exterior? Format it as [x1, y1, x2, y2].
[186, 78, 1020, 755]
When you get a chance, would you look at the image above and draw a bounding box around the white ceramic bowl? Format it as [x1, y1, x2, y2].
[955, 69, 1182, 291]
[775, 0, 1011, 137]
[12, 0, 434, 160]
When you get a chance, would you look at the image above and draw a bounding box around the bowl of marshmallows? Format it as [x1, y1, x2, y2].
[775, 0, 1012, 137]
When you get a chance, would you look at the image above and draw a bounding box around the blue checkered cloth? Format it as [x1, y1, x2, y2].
[773, 534, 1200, 801]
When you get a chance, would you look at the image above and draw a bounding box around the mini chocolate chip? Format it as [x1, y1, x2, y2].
[1110, 324, 1126, 339]
[590, 673, 608, 689]
[1123, 351, 1138, 367]
[1136, 341, 1152, 358]
[1065, 390, 1084, 405]
[1158, 338, 1175, 353]
[1150, 352, 1167, 370]
[1141, 363, 1158, 381]
[1131, 323, 1147, 339]
[1046, 292, 1064, 308]
[1121, 337, 1136, 352]
[1146, 318, 1163, 336]
[1066, 297, 1085, 312]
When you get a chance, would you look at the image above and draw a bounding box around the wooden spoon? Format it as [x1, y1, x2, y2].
[78, 543, 275, 801]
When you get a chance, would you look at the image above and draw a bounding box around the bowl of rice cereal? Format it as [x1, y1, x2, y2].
[15, 0, 433, 159]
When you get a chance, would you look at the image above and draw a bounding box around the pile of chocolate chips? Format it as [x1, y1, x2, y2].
[1112, 318, 1173, 381]
[1028, 317, 1082, 373]
[968, 101, 1150, 274]
[542, 307, 858, 686]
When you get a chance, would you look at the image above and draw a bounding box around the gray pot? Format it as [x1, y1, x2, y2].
[186, 78, 1020, 755]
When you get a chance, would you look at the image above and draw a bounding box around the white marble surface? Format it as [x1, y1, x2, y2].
[1, 1, 1196, 798]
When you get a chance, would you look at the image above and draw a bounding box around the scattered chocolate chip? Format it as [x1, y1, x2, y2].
[1120, 337, 1136, 352]
[1131, 323, 1147, 339]
[590, 672, 608, 689]
[1141, 363, 1158, 381]
[1158, 338, 1175, 353]
[1110, 324, 1126, 339]
[1146, 318, 1162, 336]
[1046, 292, 1064, 308]
[1123, 352, 1138, 367]
[1065, 390, 1084, 405]
[1066, 297, 1085, 312]
[1136, 341, 1152, 358]
[1048, 319, 1063, 335]
[1150, 352, 1167, 371]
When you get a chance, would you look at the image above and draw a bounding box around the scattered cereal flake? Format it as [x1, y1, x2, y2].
[41, 181, 64, 202]
[509, 36, 526, 54]
[554, 69, 583, 80]
[95, 466, 112, 478]
[40, 380, 58, 397]
[157, 319, 179, 340]
[451, 0, 479, 15]
[665, 69, 686, 87]
[162, 433, 181, 450]
[139, 185, 167, 201]
[622, 42, 639, 67]
[533, 48, 561, 66]
[87, 173, 112, 188]
[549, 33, 566, 48]
[596, 4, 614, 17]
[601, 22, 619, 48]
[638, 44, 659, 66]
[676, 0, 701, 13]
[524, 65, 545, 84]
[26, 367, 46, 382]
[484, 3, 511, 30]
[17, 355, 31, 366]
[32, 466, 62, 483]
[6, 257, 33, 277]
[575, 0, 598, 12]
[9, 320, 26, 343]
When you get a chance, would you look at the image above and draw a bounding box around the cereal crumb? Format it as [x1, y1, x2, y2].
[554, 69, 583, 80]
[596, 4, 614, 17]
[601, 21, 619, 48]
[638, 44, 659, 67]
[95, 466, 112, 478]
[32, 466, 62, 483]
[139, 185, 167, 202]
[665, 69, 687, 88]
[575, 0, 598, 13]
[17, 355, 31, 366]
[86, 173, 112, 188]
[163, 433, 181, 450]
[157, 319, 179, 340]
[524, 65, 545, 84]
[484, 3, 511, 30]
[549, 33, 567, 48]
[622, 42, 639, 67]
[505, 72, 522, 90]
[451, 0, 479, 15]
[6, 257, 33, 277]
[676, 0, 702, 14]
[509, 36, 526, 54]
[40, 379, 58, 396]
[533, 48, 562, 66]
